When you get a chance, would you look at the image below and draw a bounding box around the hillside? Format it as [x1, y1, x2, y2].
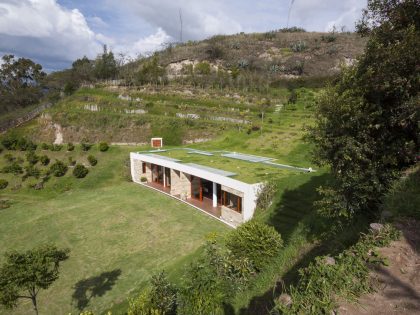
[134, 30, 366, 83]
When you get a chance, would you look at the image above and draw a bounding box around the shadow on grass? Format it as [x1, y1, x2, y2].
[72, 269, 122, 311]
[232, 173, 369, 315]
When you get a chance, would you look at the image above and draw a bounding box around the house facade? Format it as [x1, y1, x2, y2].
[130, 152, 261, 227]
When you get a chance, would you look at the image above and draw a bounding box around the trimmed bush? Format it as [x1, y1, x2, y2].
[23, 166, 40, 179]
[226, 221, 283, 271]
[41, 143, 49, 150]
[99, 142, 109, 152]
[73, 164, 89, 178]
[51, 144, 62, 151]
[26, 151, 39, 165]
[140, 176, 147, 182]
[40, 155, 50, 166]
[87, 155, 97, 166]
[1, 136, 18, 150]
[4, 153, 15, 162]
[0, 179, 8, 189]
[81, 141, 92, 151]
[67, 143, 75, 151]
[49, 160, 68, 177]
[2, 162, 23, 175]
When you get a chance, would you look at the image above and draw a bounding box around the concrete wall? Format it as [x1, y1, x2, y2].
[221, 206, 243, 227]
[132, 159, 143, 182]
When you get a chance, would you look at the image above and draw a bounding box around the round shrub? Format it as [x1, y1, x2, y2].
[87, 155, 97, 166]
[40, 155, 50, 166]
[0, 179, 8, 189]
[73, 164, 89, 178]
[68, 156, 76, 166]
[41, 143, 49, 150]
[81, 141, 92, 151]
[26, 151, 39, 165]
[99, 142, 109, 152]
[2, 162, 23, 175]
[67, 143, 75, 151]
[226, 220, 283, 271]
[49, 160, 68, 177]
[51, 144, 62, 151]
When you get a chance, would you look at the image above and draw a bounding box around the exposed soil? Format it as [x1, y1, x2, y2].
[339, 219, 420, 315]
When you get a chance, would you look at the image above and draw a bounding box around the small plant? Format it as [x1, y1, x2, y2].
[40, 155, 50, 166]
[87, 155, 97, 166]
[140, 176, 147, 182]
[0, 179, 8, 189]
[226, 220, 283, 271]
[321, 33, 337, 42]
[51, 144, 62, 151]
[41, 143, 49, 150]
[73, 164, 89, 178]
[81, 141, 92, 151]
[26, 151, 39, 165]
[256, 180, 277, 211]
[49, 160, 68, 177]
[290, 40, 307, 52]
[23, 166, 40, 180]
[99, 142, 109, 152]
[2, 162, 23, 175]
[67, 143, 75, 151]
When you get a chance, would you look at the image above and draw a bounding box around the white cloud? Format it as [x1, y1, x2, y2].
[0, 0, 102, 68]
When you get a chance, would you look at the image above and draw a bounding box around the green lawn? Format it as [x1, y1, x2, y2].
[0, 146, 228, 315]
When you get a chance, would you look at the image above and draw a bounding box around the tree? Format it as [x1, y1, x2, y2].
[94, 45, 117, 80]
[309, 0, 419, 218]
[0, 245, 70, 315]
[0, 55, 46, 113]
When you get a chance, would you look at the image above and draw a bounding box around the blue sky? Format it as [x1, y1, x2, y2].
[0, 0, 366, 71]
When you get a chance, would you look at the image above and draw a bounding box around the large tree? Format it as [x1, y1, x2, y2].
[0, 55, 46, 113]
[94, 45, 118, 80]
[0, 244, 70, 315]
[309, 0, 419, 218]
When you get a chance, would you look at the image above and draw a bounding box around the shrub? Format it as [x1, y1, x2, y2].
[23, 166, 40, 179]
[2, 162, 23, 175]
[140, 176, 147, 182]
[99, 142, 109, 152]
[73, 164, 89, 178]
[0, 146, 3, 154]
[0, 179, 8, 189]
[41, 143, 49, 150]
[290, 40, 307, 52]
[26, 151, 39, 165]
[81, 141, 92, 151]
[1, 135, 18, 150]
[321, 33, 337, 42]
[256, 180, 277, 211]
[51, 144, 62, 151]
[149, 271, 177, 315]
[87, 155, 97, 166]
[127, 290, 159, 315]
[226, 221, 283, 271]
[40, 155, 50, 166]
[67, 143, 75, 151]
[49, 160, 68, 177]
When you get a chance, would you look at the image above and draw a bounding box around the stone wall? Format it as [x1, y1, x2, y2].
[221, 185, 244, 197]
[144, 163, 152, 182]
[221, 206, 243, 227]
[132, 159, 143, 182]
[170, 170, 191, 198]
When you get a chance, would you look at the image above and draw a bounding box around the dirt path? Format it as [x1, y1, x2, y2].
[339, 219, 420, 315]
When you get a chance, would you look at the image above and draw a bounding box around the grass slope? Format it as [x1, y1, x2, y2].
[0, 146, 228, 315]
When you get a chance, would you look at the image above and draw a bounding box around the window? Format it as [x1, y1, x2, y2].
[142, 162, 146, 174]
[222, 191, 242, 213]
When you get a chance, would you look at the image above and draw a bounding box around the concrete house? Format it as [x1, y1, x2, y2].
[130, 152, 262, 227]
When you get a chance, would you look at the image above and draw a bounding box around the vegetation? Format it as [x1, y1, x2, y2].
[49, 160, 68, 177]
[0, 179, 8, 189]
[0, 244, 69, 315]
[87, 155, 97, 166]
[99, 142, 109, 152]
[73, 164, 89, 178]
[274, 224, 400, 314]
[309, 0, 419, 219]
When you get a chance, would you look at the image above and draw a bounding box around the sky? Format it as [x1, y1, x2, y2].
[0, 0, 367, 71]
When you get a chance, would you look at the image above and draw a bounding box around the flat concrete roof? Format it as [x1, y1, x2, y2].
[221, 152, 274, 163]
[184, 163, 237, 177]
[144, 153, 181, 162]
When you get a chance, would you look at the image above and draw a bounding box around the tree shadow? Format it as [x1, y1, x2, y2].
[235, 173, 369, 314]
[72, 269, 122, 311]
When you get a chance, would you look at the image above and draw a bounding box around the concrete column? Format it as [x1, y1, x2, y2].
[163, 167, 166, 187]
[212, 182, 217, 207]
